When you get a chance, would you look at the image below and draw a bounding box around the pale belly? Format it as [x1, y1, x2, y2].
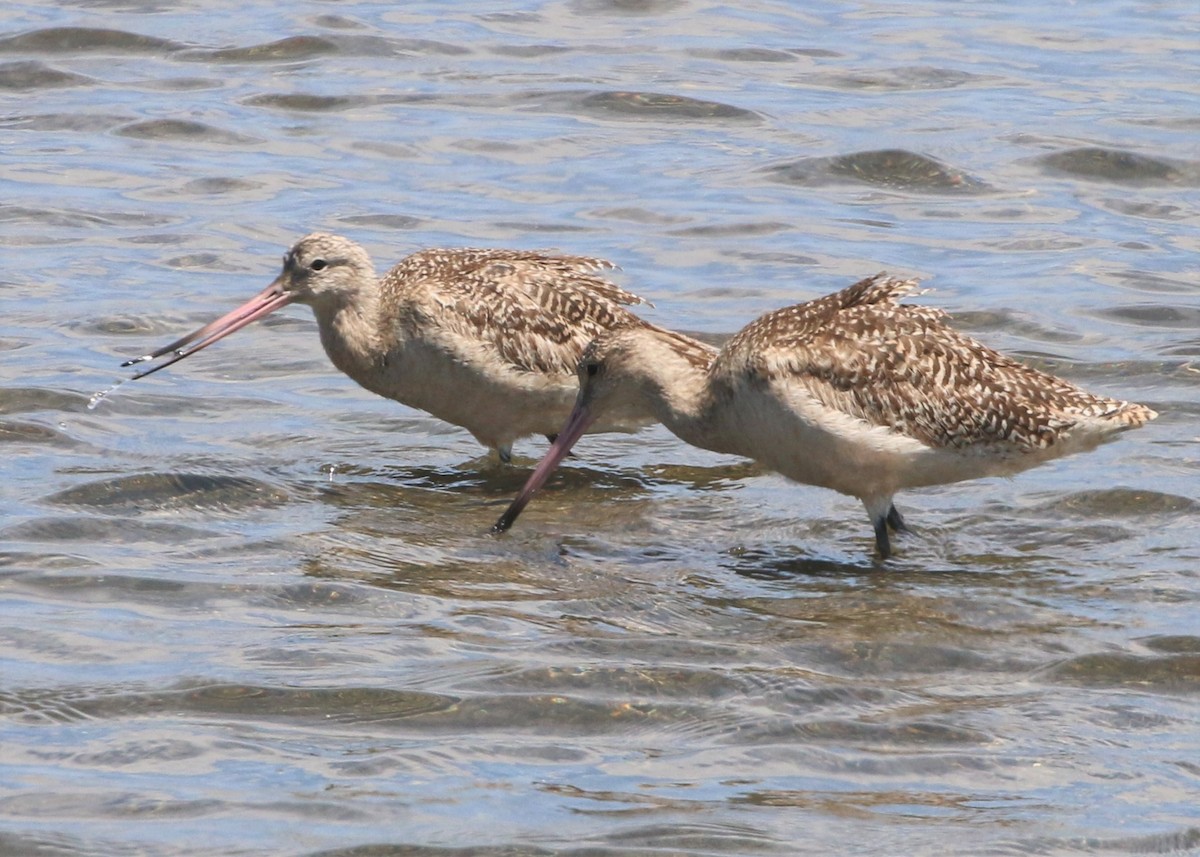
[335, 341, 642, 451]
[708, 386, 1058, 501]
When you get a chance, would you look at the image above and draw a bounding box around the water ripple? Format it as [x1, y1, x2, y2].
[45, 472, 290, 514]
[522, 89, 763, 123]
[1034, 146, 1198, 185]
[114, 119, 260, 146]
[0, 516, 222, 545]
[0, 27, 181, 54]
[0, 59, 91, 89]
[179, 35, 340, 63]
[763, 149, 992, 193]
[1045, 653, 1200, 694]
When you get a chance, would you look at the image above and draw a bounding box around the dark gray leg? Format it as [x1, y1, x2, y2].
[886, 504, 911, 533]
[872, 513, 893, 559]
[864, 497, 897, 559]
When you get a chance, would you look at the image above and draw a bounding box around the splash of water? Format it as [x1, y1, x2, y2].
[87, 378, 129, 410]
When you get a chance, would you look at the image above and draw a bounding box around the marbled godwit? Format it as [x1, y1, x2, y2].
[121, 233, 655, 461]
[494, 273, 1157, 558]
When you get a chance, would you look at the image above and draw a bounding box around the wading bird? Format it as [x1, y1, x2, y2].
[121, 233, 656, 462]
[493, 273, 1156, 558]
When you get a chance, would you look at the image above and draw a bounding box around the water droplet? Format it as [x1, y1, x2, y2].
[88, 378, 128, 410]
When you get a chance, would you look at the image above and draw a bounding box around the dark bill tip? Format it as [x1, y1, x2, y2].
[121, 282, 294, 381]
[491, 505, 523, 535]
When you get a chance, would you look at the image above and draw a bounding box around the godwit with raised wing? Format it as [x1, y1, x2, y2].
[494, 273, 1157, 558]
[121, 233, 655, 461]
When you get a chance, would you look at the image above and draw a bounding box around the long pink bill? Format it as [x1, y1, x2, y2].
[491, 402, 598, 534]
[121, 281, 295, 381]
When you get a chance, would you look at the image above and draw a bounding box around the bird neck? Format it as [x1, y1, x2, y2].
[620, 329, 717, 442]
[312, 288, 385, 375]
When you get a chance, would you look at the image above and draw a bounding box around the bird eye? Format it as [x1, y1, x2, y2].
[310, 258, 328, 271]
[585, 362, 600, 378]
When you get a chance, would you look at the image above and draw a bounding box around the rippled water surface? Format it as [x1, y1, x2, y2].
[2, 2, 1198, 855]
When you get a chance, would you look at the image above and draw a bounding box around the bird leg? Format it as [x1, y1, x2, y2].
[864, 496, 897, 559]
[872, 514, 893, 560]
[886, 504, 911, 533]
[869, 503, 914, 559]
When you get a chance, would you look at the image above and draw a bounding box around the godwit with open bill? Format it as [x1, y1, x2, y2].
[493, 273, 1157, 558]
[120, 233, 656, 462]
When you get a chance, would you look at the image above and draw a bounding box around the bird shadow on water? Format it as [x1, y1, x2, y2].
[716, 539, 965, 584]
[720, 554, 883, 588]
[715, 521, 1050, 586]
[720, 546, 882, 584]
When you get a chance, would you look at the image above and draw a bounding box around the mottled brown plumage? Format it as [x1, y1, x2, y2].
[123, 233, 655, 460]
[725, 274, 1151, 452]
[495, 273, 1157, 557]
[375, 246, 641, 377]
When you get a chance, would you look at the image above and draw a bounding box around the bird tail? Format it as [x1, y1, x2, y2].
[1068, 398, 1157, 434]
[1106, 401, 1157, 428]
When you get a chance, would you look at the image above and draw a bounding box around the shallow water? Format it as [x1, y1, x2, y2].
[2, 1, 1198, 855]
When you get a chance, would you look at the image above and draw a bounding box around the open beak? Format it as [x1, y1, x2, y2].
[492, 400, 598, 534]
[121, 278, 296, 380]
